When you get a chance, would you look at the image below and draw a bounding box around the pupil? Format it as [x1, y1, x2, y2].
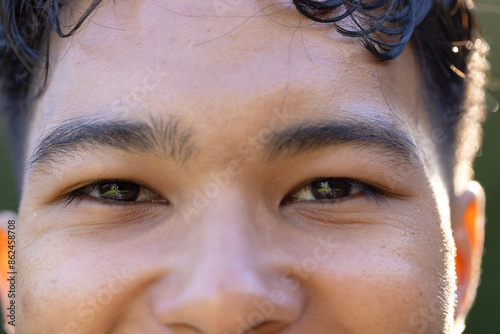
[312, 179, 351, 199]
[98, 182, 140, 201]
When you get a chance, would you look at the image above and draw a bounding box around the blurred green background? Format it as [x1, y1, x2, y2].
[0, 1, 499, 333]
[466, 1, 500, 333]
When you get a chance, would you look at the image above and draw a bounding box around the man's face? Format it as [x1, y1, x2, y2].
[16, 0, 461, 333]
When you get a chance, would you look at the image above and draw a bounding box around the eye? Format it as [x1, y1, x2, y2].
[281, 178, 385, 205]
[64, 180, 168, 205]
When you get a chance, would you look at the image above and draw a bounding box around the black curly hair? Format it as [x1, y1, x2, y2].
[0, 0, 490, 192]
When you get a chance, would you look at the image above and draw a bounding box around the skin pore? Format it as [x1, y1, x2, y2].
[0, 0, 484, 333]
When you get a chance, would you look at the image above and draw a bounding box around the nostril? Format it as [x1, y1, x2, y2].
[167, 323, 204, 334]
[167, 320, 288, 334]
[243, 320, 291, 334]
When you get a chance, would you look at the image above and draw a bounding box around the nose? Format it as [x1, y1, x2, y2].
[152, 192, 304, 334]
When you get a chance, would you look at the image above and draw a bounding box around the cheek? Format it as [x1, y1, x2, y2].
[290, 219, 453, 332]
[17, 225, 136, 332]
[312, 252, 445, 332]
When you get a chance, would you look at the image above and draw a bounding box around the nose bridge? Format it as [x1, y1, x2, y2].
[196, 188, 261, 271]
[155, 186, 303, 333]
[183, 187, 272, 304]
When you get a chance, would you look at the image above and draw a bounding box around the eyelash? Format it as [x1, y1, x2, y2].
[63, 179, 168, 206]
[62, 178, 386, 207]
[281, 177, 387, 205]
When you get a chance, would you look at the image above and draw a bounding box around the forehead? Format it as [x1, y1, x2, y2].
[31, 0, 425, 160]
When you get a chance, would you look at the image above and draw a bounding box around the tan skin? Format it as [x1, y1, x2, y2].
[0, 1, 484, 333]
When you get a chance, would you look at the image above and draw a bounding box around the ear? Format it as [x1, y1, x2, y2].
[451, 181, 485, 332]
[0, 211, 17, 334]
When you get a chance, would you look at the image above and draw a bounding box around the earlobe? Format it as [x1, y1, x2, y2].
[0, 211, 18, 334]
[452, 181, 485, 332]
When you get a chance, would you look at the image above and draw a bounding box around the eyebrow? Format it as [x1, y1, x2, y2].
[28, 117, 196, 171]
[264, 118, 420, 165]
[28, 116, 420, 174]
